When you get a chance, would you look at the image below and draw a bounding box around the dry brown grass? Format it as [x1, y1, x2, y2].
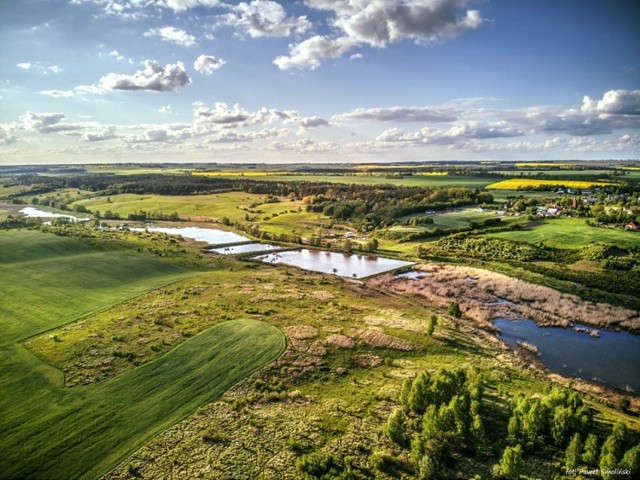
[369, 264, 640, 331]
[353, 329, 415, 351]
[324, 334, 355, 348]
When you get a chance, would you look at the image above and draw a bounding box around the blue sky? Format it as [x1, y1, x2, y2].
[0, 0, 638, 164]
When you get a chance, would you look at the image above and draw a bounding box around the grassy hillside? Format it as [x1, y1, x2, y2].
[0, 231, 195, 344]
[0, 319, 285, 480]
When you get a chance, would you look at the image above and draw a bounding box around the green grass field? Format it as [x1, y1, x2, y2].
[72, 192, 333, 237]
[0, 231, 285, 479]
[0, 319, 284, 479]
[487, 217, 640, 249]
[73, 192, 303, 221]
[0, 231, 195, 345]
[204, 173, 496, 188]
[394, 209, 505, 231]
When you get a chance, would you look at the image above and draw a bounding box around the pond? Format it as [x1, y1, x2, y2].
[20, 207, 89, 222]
[130, 226, 249, 246]
[255, 249, 414, 278]
[210, 243, 282, 255]
[495, 318, 640, 393]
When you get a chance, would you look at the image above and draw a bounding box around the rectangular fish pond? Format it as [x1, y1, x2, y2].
[210, 243, 283, 255]
[254, 249, 414, 278]
[130, 226, 250, 246]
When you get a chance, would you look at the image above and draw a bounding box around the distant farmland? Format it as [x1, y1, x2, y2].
[486, 178, 616, 190]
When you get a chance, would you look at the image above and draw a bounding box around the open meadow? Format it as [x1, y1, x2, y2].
[487, 218, 640, 249]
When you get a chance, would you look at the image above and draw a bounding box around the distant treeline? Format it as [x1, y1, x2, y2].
[11, 173, 493, 225]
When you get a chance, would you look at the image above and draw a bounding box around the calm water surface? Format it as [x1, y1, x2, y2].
[20, 207, 88, 222]
[255, 249, 413, 278]
[211, 243, 282, 255]
[131, 226, 249, 245]
[496, 318, 640, 393]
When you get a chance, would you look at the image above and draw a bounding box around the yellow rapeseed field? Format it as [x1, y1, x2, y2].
[192, 171, 279, 177]
[515, 162, 576, 168]
[486, 178, 615, 190]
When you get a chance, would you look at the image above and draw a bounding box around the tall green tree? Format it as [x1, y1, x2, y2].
[384, 408, 407, 447]
[582, 433, 599, 466]
[565, 433, 583, 469]
[492, 444, 524, 479]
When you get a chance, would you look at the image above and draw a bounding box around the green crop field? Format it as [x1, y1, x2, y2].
[394, 209, 506, 231]
[0, 231, 195, 344]
[0, 319, 284, 479]
[73, 192, 304, 221]
[0, 230, 285, 479]
[204, 173, 496, 188]
[487, 217, 640, 249]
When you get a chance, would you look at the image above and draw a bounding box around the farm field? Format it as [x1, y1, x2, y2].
[73, 192, 304, 220]
[0, 319, 284, 479]
[395, 208, 509, 231]
[72, 192, 334, 238]
[0, 231, 195, 344]
[486, 178, 616, 190]
[489, 169, 614, 177]
[196, 173, 496, 188]
[487, 217, 640, 249]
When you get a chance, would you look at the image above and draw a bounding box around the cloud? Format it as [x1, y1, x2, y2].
[376, 121, 524, 145]
[0, 126, 17, 145]
[193, 102, 254, 126]
[16, 62, 61, 74]
[581, 89, 640, 115]
[159, 104, 173, 113]
[99, 60, 191, 92]
[194, 55, 226, 74]
[81, 126, 117, 142]
[274, 35, 358, 70]
[20, 112, 82, 134]
[70, 0, 221, 17]
[40, 90, 77, 98]
[221, 0, 311, 38]
[125, 128, 172, 143]
[276, 0, 484, 69]
[144, 26, 197, 47]
[108, 50, 134, 64]
[297, 116, 330, 129]
[206, 127, 289, 143]
[336, 106, 459, 123]
[269, 138, 339, 153]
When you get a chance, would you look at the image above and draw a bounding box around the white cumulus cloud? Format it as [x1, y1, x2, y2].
[144, 26, 198, 47]
[194, 55, 226, 74]
[276, 0, 484, 69]
[222, 0, 311, 38]
[581, 89, 640, 115]
[99, 60, 191, 92]
[81, 127, 117, 142]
